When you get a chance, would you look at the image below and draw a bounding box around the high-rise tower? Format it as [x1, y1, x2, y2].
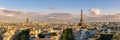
[78, 9, 84, 26]
[26, 18, 29, 24]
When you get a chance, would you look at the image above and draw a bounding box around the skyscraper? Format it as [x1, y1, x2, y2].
[26, 18, 29, 24]
[78, 9, 84, 26]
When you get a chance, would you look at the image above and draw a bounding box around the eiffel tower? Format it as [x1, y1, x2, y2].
[78, 9, 84, 26]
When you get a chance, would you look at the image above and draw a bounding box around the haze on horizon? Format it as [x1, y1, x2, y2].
[0, 0, 120, 22]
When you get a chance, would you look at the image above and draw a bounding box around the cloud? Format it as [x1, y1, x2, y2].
[0, 7, 27, 17]
[0, 7, 120, 22]
[89, 8, 100, 15]
[0, 7, 6, 10]
[49, 7, 57, 10]
[5, 14, 14, 16]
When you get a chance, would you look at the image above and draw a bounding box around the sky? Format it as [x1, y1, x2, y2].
[0, 0, 120, 14]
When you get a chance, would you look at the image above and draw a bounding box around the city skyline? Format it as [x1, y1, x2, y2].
[0, 0, 120, 40]
[0, 0, 120, 14]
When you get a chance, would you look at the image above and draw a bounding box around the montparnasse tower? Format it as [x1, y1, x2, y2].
[78, 9, 84, 26]
[26, 18, 29, 24]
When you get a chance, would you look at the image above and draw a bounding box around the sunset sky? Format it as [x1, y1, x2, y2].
[0, 0, 120, 14]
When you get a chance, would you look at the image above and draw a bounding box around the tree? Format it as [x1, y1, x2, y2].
[13, 29, 30, 40]
[60, 28, 74, 40]
[112, 33, 120, 40]
[38, 34, 45, 38]
[50, 32, 57, 36]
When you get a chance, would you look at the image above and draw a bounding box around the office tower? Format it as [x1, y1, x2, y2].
[26, 18, 29, 24]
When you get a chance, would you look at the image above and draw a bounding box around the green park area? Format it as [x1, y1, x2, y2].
[60, 28, 74, 40]
[13, 29, 30, 40]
